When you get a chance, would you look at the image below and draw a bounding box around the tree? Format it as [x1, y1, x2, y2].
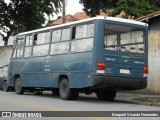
[111, 0, 160, 18]
[0, 0, 61, 46]
[79, 0, 117, 17]
[79, 0, 160, 18]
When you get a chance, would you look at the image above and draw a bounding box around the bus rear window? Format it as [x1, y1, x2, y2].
[104, 23, 145, 54]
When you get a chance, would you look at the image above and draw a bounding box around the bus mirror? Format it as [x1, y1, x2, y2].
[13, 40, 17, 48]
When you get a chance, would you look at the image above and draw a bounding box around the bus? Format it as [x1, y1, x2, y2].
[8, 17, 148, 101]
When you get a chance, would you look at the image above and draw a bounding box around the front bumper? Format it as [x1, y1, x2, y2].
[93, 76, 147, 90]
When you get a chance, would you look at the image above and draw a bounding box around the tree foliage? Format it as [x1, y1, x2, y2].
[111, 0, 160, 18]
[79, 0, 118, 17]
[0, 0, 61, 46]
[80, 0, 160, 18]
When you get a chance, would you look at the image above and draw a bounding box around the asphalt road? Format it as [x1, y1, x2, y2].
[0, 90, 160, 120]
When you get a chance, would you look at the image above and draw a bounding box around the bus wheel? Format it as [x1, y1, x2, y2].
[15, 77, 24, 94]
[3, 81, 10, 92]
[59, 78, 79, 100]
[96, 90, 116, 101]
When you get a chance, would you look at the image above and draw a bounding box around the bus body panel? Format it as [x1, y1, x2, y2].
[9, 52, 93, 88]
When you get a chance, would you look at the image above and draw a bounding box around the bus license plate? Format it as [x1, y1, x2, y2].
[120, 69, 130, 74]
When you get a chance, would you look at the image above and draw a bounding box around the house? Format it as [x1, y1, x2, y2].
[52, 11, 127, 26]
[136, 11, 160, 94]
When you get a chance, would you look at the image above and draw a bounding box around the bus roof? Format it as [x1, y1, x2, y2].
[18, 16, 148, 36]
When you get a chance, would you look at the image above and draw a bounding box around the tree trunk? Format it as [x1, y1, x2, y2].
[3, 37, 8, 46]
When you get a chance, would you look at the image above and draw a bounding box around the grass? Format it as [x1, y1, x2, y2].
[134, 97, 160, 107]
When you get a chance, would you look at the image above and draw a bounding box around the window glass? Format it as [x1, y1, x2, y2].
[52, 30, 61, 42]
[71, 38, 93, 53]
[104, 23, 145, 54]
[61, 28, 70, 41]
[17, 36, 25, 58]
[121, 31, 143, 45]
[34, 32, 50, 45]
[87, 24, 94, 37]
[26, 35, 33, 46]
[75, 25, 87, 39]
[33, 44, 49, 57]
[24, 47, 32, 58]
[50, 41, 69, 55]
[45, 32, 50, 43]
[105, 34, 118, 51]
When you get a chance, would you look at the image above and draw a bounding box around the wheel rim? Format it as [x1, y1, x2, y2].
[3, 81, 8, 91]
[15, 80, 21, 92]
[61, 84, 68, 96]
[60, 81, 69, 98]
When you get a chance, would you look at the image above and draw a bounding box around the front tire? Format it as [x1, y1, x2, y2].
[96, 90, 116, 101]
[59, 78, 79, 100]
[3, 81, 10, 92]
[15, 77, 24, 94]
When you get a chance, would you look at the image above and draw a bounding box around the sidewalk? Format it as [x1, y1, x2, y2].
[116, 91, 160, 107]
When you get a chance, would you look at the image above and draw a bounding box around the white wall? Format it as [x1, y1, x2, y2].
[0, 36, 14, 46]
[147, 31, 160, 93]
[0, 46, 13, 67]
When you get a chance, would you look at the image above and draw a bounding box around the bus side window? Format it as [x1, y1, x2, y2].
[51, 28, 70, 55]
[24, 35, 33, 58]
[16, 36, 25, 58]
[71, 24, 94, 53]
[75, 25, 87, 39]
[52, 29, 61, 42]
[33, 32, 50, 57]
[61, 28, 70, 41]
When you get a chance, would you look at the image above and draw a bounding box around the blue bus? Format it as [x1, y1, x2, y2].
[8, 17, 148, 100]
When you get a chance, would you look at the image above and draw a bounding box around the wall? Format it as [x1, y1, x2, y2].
[148, 31, 160, 93]
[0, 46, 13, 67]
[144, 16, 160, 93]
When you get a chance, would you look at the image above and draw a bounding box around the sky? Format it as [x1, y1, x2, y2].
[65, 0, 83, 15]
[0, 0, 83, 46]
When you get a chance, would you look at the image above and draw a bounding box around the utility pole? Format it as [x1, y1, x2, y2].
[62, 0, 66, 24]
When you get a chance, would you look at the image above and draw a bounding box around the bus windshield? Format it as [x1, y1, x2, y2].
[104, 23, 145, 54]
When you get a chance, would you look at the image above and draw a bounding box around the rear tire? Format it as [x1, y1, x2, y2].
[15, 77, 24, 94]
[3, 81, 10, 92]
[96, 90, 116, 101]
[59, 78, 79, 100]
